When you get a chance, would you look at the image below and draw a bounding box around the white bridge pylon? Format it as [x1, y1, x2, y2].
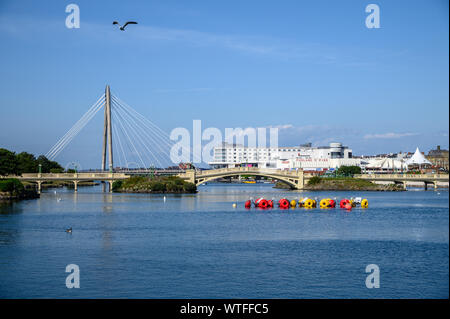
[45, 86, 199, 170]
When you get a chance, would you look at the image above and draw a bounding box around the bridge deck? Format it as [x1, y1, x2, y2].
[11, 173, 130, 181]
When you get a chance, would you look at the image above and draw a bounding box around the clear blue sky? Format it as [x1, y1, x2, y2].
[0, 0, 448, 168]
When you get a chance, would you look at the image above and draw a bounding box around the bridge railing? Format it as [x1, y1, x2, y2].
[17, 172, 130, 179]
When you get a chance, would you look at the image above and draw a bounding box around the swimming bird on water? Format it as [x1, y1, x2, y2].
[112, 21, 137, 31]
[66, 227, 72, 233]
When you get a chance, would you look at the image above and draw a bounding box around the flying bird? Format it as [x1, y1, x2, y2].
[113, 21, 138, 31]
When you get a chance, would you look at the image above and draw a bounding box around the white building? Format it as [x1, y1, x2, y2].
[209, 142, 360, 171]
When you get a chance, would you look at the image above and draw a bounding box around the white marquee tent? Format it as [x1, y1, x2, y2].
[405, 147, 432, 166]
[366, 158, 408, 170]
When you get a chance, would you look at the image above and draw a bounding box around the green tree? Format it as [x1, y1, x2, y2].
[337, 165, 361, 177]
[0, 148, 19, 176]
[36, 155, 63, 173]
[307, 176, 322, 185]
[16, 152, 38, 174]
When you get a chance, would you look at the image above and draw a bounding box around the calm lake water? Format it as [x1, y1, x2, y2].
[0, 183, 448, 298]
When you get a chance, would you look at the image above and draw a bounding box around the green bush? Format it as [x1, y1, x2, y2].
[0, 178, 25, 193]
[336, 165, 361, 177]
[307, 176, 322, 185]
[114, 175, 196, 193]
[112, 180, 123, 191]
[183, 182, 197, 193]
[150, 181, 166, 192]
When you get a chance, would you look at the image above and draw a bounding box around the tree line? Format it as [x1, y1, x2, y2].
[0, 148, 63, 176]
[336, 165, 362, 176]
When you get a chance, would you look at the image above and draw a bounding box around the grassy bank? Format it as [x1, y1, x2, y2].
[304, 176, 405, 191]
[0, 178, 39, 200]
[274, 176, 405, 191]
[112, 176, 197, 194]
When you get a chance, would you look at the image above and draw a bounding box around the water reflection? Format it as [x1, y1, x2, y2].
[0, 200, 22, 215]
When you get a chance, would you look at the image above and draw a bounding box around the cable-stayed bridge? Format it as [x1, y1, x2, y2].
[6, 86, 447, 193]
[45, 85, 196, 172]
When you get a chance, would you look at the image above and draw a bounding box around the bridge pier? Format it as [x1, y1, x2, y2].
[403, 181, 407, 189]
[73, 180, 78, 192]
[37, 181, 42, 194]
[108, 180, 113, 193]
[183, 169, 196, 185]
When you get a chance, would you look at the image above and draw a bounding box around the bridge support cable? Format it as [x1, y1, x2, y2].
[112, 98, 173, 165]
[111, 101, 164, 168]
[111, 118, 126, 169]
[46, 94, 106, 160]
[111, 107, 145, 169]
[112, 97, 173, 165]
[111, 110, 133, 168]
[46, 94, 105, 159]
[112, 95, 181, 152]
[111, 98, 174, 168]
[112, 102, 166, 168]
[110, 101, 147, 169]
[112, 95, 202, 164]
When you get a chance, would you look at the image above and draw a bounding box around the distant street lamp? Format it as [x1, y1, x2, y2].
[38, 164, 42, 174]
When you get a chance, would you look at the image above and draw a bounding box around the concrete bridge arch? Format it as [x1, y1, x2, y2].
[178, 168, 305, 190]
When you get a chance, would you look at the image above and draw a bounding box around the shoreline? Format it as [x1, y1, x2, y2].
[276, 178, 406, 191]
[0, 178, 40, 201]
[0, 189, 40, 200]
[112, 176, 197, 194]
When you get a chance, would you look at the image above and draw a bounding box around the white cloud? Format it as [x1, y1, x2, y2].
[363, 132, 419, 139]
[266, 124, 293, 130]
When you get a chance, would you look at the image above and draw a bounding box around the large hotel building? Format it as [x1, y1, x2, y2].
[208, 142, 362, 171]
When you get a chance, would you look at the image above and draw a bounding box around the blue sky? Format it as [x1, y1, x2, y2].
[0, 0, 448, 168]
